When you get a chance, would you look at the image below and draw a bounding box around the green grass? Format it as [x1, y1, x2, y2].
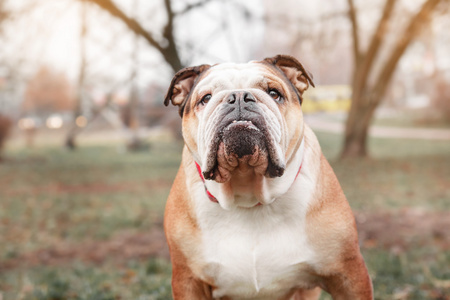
[2, 259, 172, 300]
[311, 110, 450, 129]
[373, 114, 450, 129]
[0, 142, 182, 260]
[1, 133, 449, 299]
[316, 132, 450, 212]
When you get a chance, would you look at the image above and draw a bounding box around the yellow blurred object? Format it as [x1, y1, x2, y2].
[302, 85, 352, 113]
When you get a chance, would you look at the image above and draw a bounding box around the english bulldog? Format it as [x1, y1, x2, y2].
[163, 55, 373, 300]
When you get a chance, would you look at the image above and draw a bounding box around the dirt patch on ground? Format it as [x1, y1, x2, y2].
[1, 209, 449, 271]
[2, 179, 172, 197]
[356, 209, 450, 252]
[0, 224, 169, 271]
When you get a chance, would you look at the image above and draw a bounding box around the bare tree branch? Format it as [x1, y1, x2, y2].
[347, 0, 360, 67]
[0, 1, 8, 24]
[84, 0, 163, 51]
[353, 0, 396, 98]
[176, 0, 213, 15]
[228, 0, 253, 21]
[372, 0, 445, 104]
[163, 0, 174, 40]
[83, 0, 183, 71]
[66, 0, 88, 149]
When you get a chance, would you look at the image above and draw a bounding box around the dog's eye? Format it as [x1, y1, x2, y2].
[200, 94, 212, 105]
[268, 89, 282, 102]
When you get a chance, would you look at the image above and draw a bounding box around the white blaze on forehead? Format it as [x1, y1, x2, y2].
[195, 63, 268, 94]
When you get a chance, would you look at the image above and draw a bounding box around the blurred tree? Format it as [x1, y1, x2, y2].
[343, 0, 449, 157]
[0, 1, 22, 155]
[0, 0, 8, 27]
[65, 0, 87, 150]
[124, 0, 143, 151]
[0, 114, 12, 161]
[80, 0, 240, 142]
[432, 75, 450, 121]
[23, 66, 74, 116]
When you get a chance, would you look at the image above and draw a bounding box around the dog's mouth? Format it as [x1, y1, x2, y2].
[202, 117, 285, 183]
[223, 120, 263, 157]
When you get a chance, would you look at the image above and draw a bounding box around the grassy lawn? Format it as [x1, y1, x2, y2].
[0, 131, 449, 299]
[372, 114, 450, 129]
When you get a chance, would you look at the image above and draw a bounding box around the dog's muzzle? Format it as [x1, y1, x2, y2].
[202, 91, 285, 182]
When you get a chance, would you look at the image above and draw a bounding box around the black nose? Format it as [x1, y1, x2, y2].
[226, 91, 256, 105]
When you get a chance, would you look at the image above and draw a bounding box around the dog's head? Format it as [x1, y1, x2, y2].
[165, 55, 314, 207]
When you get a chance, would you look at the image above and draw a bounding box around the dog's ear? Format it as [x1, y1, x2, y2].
[164, 64, 211, 116]
[263, 55, 314, 99]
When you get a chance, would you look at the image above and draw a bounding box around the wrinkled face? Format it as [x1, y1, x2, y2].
[165, 55, 314, 184]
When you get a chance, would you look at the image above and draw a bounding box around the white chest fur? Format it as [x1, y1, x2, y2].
[192, 174, 317, 300]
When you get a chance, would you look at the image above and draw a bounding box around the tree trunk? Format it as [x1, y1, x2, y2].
[65, 0, 87, 150]
[125, 0, 143, 151]
[0, 115, 12, 161]
[342, 94, 378, 158]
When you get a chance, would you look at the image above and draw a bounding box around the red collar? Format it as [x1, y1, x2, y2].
[195, 161, 219, 203]
[194, 161, 303, 205]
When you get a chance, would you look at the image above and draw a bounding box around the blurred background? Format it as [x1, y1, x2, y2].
[0, 0, 449, 299]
